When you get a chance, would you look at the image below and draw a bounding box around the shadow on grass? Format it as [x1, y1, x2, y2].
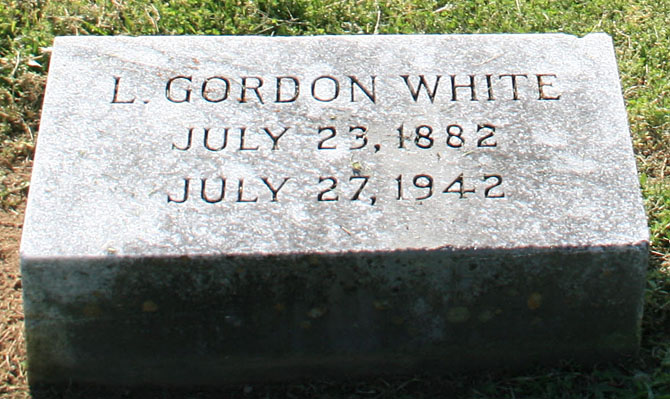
[26, 359, 654, 399]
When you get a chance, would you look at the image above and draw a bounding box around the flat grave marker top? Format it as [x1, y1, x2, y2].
[22, 33, 647, 257]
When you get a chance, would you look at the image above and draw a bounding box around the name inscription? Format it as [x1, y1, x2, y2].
[113, 73, 560, 105]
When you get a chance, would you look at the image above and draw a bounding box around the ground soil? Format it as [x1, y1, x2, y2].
[0, 164, 30, 398]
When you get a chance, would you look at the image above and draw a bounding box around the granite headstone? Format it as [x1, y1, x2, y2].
[21, 34, 648, 385]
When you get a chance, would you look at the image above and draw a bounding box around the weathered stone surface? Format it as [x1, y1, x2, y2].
[21, 34, 648, 385]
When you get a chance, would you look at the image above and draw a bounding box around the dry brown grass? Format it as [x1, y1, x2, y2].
[0, 165, 29, 398]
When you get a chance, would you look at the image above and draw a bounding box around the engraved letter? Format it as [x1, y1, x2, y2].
[202, 76, 230, 103]
[168, 178, 189, 203]
[111, 76, 135, 104]
[240, 76, 264, 103]
[349, 76, 376, 103]
[172, 128, 193, 151]
[239, 127, 259, 151]
[450, 74, 477, 101]
[263, 127, 289, 150]
[498, 74, 528, 101]
[276, 76, 299, 103]
[166, 76, 192, 103]
[311, 76, 339, 102]
[204, 127, 229, 151]
[401, 75, 441, 103]
[485, 74, 495, 101]
[537, 74, 561, 100]
[201, 177, 225, 203]
[237, 179, 258, 202]
[261, 177, 290, 202]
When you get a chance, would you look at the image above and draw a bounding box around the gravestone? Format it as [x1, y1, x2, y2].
[21, 34, 648, 386]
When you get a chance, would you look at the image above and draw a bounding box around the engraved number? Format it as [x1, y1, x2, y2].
[443, 173, 475, 198]
[349, 176, 369, 201]
[317, 177, 338, 201]
[446, 124, 465, 148]
[413, 174, 434, 200]
[484, 174, 505, 198]
[476, 124, 497, 147]
[414, 125, 434, 149]
[397, 124, 405, 148]
[318, 127, 337, 150]
[395, 175, 403, 199]
[349, 126, 368, 150]
[398, 123, 498, 150]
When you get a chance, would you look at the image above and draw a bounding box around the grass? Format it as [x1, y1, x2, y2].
[1, 0, 669, 397]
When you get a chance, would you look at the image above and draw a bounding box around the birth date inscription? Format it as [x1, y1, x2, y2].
[170, 123, 498, 153]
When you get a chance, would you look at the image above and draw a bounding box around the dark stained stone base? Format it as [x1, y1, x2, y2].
[24, 243, 647, 385]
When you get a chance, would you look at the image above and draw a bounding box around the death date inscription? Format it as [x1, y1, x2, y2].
[167, 174, 505, 205]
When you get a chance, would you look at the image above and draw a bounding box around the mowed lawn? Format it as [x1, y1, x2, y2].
[0, 1, 669, 398]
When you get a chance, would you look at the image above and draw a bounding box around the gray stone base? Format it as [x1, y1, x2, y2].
[24, 243, 647, 386]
